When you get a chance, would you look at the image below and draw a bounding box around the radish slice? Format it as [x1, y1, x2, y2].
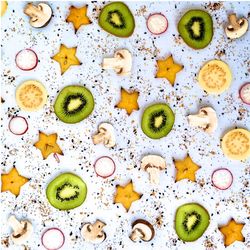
[94, 156, 116, 178]
[212, 168, 233, 190]
[239, 82, 250, 105]
[42, 228, 65, 250]
[53, 153, 60, 163]
[15, 49, 38, 71]
[147, 13, 168, 35]
[9, 116, 28, 135]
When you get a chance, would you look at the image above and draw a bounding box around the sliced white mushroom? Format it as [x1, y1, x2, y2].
[92, 123, 116, 148]
[8, 215, 33, 245]
[130, 220, 155, 242]
[24, 3, 52, 28]
[81, 220, 106, 244]
[187, 107, 218, 134]
[141, 155, 166, 184]
[102, 49, 132, 76]
[225, 13, 248, 39]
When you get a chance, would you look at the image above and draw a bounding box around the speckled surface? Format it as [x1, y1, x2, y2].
[1, 1, 250, 250]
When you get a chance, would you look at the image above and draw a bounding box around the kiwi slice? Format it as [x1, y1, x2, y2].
[178, 10, 213, 49]
[99, 2, 135, 37]
[54, 85, 94, 124]
[175, 203, 210, 242]
[46, 173, 87, 210]
[141, 103, 175, 139]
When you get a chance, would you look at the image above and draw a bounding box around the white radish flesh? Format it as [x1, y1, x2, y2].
[239, 83, 250, 105]
[15, 49, 38, 71]
[94, 156, 116, 178]
[147, 13, 168, 35]
[212, 168, 233, 190]
[42, 228, 65, 250]
[9, 116, 28, 135]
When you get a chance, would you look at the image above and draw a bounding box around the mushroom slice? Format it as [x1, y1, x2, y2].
[102, 49, 132, 76]
[81, 220, 106, 244]
[8, 215, 33, 245]
[92, 123, 116, 148]
[225, 13, 248, 39]
[24, 3, 52, 28]
[187, 107, 218, 134]
[141, 155, 166, 184]
[130, 219, 155, 242]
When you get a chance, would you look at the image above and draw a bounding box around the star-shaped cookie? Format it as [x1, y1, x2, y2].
[174, 155, 200, 182]
[156, 55, 183, 86]
[1, 168, 29, 196]
[66, 5, 91, 33]
[115, 88, 139, 115]
[34, 131, 63, 160]
[52, 44, 81, 75]
[219, 219, 245, 247]
[114, 181, 142, 212]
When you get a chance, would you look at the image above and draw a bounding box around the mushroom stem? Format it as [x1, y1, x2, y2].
[188, 114, 210, 129]
[8, 216, 23, 232]
[24, 3, 42, 19]
[92, 131, 106, 145]
[130, 228, 144, 241]
[147, 166, 160, 184]
[228, 14, 241, 29]
[102, 57, 124, 70]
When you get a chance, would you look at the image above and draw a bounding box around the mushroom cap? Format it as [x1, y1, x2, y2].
[130, 219, 155, 242]
[225, 14, 248, 39]
[98, 123, 116, 148]
[27, 3, 52, 28]
[11, 221, 33, 245]
[141, 155, 166, 171]
[200, 107, 218, 133]
[81, 223, 106, 244]
[114, 49, 132, 75]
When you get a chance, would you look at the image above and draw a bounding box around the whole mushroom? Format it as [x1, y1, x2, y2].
[92, 123, 116, 148]
[81, 220, 106, 244]
[130, 219, 155, 242]
[225, 13, 248, 39]
[187, 107, 218, 134]
[102, 49, 132, 76]
[24, 3, 52, 28]
[8, 215, 33, 245]
[141, 155, 166, 184]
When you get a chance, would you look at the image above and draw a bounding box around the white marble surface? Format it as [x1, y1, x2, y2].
[1, 1, 250, 250]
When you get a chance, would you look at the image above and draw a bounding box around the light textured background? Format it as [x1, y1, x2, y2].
[1, 1, 250, 250]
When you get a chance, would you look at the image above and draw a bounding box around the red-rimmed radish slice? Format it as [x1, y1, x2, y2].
[15, 49, 38, 71]
[9, 116, 28, 135]
[94, 156, 116, 178]
[42, 228, 65, 250]
[147, 13, 168, 35]
[212, 168, 233, 190]
[239, 82, 250, 105]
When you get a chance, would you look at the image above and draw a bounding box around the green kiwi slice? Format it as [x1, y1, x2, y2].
[54, 85, 94, 124]
[178, 10, 213, 49]
[141, 103, 175, 139]
[98, 2, 135, 37]
[175, 203, 210, 242]
[46, 173, 87, 210]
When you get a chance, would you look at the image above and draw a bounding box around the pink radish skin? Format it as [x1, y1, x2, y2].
[239, 82, 250, 105]
[212, 168, 233, 190]
[9, 116, 28, 135]
[42, 228, 65, 250]
[147, 13, 168, 35]
[94, 156, 116, 178]
[15, 49, 38, 71]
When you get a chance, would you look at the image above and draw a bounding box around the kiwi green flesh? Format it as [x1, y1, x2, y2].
[175, 203, 210, 242]
[141, 103, 175, 139]
[54, 85, 94, 124]
[178, 10, 213, 49]
[46, 173, 87, 210]
[99, 2, 135, 37]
